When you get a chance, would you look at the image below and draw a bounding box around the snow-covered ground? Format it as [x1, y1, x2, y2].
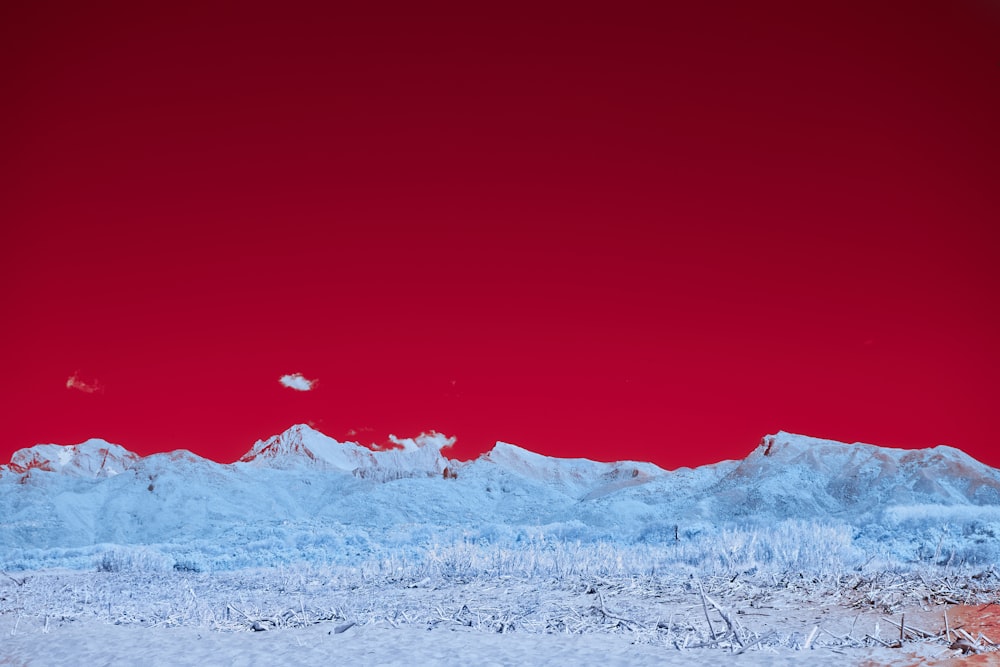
[3, 565, 997, 665]
[2, 428, 999, 664]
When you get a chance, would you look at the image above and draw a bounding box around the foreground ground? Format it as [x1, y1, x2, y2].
[2, 568, 998, 665]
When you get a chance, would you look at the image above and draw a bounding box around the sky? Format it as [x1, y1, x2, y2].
[2, 1, 998, 469]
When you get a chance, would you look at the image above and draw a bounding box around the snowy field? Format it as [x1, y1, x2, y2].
[3, 540, 1000, 666]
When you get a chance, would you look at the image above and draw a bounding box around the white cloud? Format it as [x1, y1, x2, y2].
[279, 373, 317, 391]
[66, 372, 102, 394]
[388, 432, 456, 452]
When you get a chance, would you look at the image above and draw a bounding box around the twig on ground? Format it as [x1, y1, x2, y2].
[591, 587, 639, 629]
[1, 571, 28, 587]
[880, 615, 933, 640]
[803, 625, 819, 650]
[697, 581, 717, 639]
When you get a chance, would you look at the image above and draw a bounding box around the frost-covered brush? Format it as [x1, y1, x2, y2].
[839, 570, 999, 613]
[3, 565, 997, 661]
[866, 606, 1000, 658]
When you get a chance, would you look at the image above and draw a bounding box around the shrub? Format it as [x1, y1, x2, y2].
[95, 546, 174, 573]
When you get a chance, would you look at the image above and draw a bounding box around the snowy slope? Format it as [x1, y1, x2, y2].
[237, 424, 452, 480]
[704, 431, 1000, 519]
[3, 427, 1000, 570]
[481, 441, 663, 500]
[239, 424, 378, 471]
[6, 439, 138, 477]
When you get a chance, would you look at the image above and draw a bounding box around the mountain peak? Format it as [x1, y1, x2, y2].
[5, 439, 139, 477]
[238, 425, 453, 480]
[481, 440, 664, 499]
[238, 424, 376, 470]
[485, 441, 548, 465]
[755, 432, 982, 465]
[757, 431, 853, 458]
[716, 431, 1000, 513]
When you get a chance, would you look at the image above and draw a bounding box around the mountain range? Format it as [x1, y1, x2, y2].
[3, 427, 999, 570]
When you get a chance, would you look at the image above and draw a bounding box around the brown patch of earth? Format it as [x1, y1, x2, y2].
[858, 604, 1000, 667]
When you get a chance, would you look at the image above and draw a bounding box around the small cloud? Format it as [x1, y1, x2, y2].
[67, 371, 102, 394]
[388, 432, 456, 452]
[279, 373, 317, 391]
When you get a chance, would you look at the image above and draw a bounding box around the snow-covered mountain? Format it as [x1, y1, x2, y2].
[239, 424, 453, 480]
[481, 441, 664, 499]
[708, 432, 1000, 517]
[2, 427, 999, 570]
[238, 423, 379, 470]
[6, 438, 138, 477]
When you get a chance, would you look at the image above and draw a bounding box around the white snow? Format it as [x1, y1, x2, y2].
[3, 427, 1000, 663]
[7, 438, 138, 477]
[3, 427, 1000, 571]
[485, 441, 664, 500]
[2, 561, 995, 666]
[237, 424, 452, 480]
[239, 423, 378, 471]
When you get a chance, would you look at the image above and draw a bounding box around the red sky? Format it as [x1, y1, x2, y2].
[2, 1, 998, 469]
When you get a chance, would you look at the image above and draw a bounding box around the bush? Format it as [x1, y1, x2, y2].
[95, 546, 174, 573]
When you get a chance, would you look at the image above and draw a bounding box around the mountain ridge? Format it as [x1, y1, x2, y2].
[2, 426, 995, 486]
[4, 427, 1000, 571]
[5, 427, 999, 517]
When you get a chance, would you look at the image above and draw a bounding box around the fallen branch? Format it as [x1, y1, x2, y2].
[866, 634, 892, 648]
[704, 591, 745, 647]
[592, 587, 639, 629]
[697, 581, 717, 639]
[880, 615, 934, 639]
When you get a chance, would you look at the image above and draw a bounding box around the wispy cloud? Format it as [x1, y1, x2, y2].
[66, 372, 102, 394]
[388, 432, 456, 452]
[279, 373, 317, 391]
